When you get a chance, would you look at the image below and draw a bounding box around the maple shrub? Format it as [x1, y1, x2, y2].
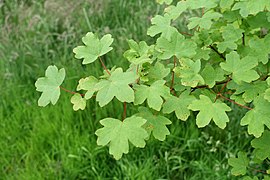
[35, 0, 270, 178]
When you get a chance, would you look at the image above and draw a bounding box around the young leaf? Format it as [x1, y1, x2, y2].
[188, 95, 231, 129]
[77, 76, 99, 99]
[251, 130, 270, 160]
[156, 29, 197, 60]
[220, 0, 234, 9]
[95, 116, 148, 160]
[35, 65, 65, 107]
[201, 65, 225, 88]
[134, 80, 170, 111]
[187, 0, 218, 10]
[71, 93, 86, 111]
[156, 0, 172, 5]
[146, 61, 170, 83]
[147, 14, 176, 38]
[220, 52, 259, 84]
[174, 59, 204, 87]
[95, 68, 137, 107]
[163, 90, 196, 121]
[73, 32, 113, 64]
[228, 152, 249, 176]
[241, 96, 270, 137]
[164, 1, 188, 20]
[136, 107, 171, 141]
[123, 40, 153, 65]
[188, 11, 222, 30]
[248, 35, 270, 64]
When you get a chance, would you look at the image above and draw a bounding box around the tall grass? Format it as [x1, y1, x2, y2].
[0, 0, 252, 179]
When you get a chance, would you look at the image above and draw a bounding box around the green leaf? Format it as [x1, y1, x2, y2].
[95, 68, 137, 107]
[156, 29, 197, 59]
[136, 107, 171, 141]
[71, 93, 86, 111]
[241, 96, 270, 137]
[147, 14, 176, 38]
[174, 59, 205, 87]
[146, 62, 170, 83]
[95, 116, 148, 160]
[134, 80, 170, 111]
[73, 32, 113, 64]
[188, 95, 231, 128]
[242, 177, 259, 180]
[156, 0, 172, 5]
[228, 152, 249, 176]
[163, 90, 196, 120]
[188, 11, 222, 30]
[35, 65, 65, 107]
[220, 0, 234, 10]
[220, 52, 259, 84]
[123, 40, 153, 65]
[248, 35, 270, 64]
[187, 0, 218, 10]
[164, 1, 188, 20]
[201, 65, 225, 88]
[77, 76, 99, 99]
[222, 24, 244, 42]
[264, 88, 270, 102]
[217, 41, 237, 53]
[232, 0, 270, 18]
[251, 130, 270, 160]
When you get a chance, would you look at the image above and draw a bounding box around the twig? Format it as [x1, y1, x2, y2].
[60, 86, 85, 97]
[209, 45, 226, 60]
[122, 102, 127, 121]
[99, 56, 111, 76]
[180, 31, 193, 36]
[170, 56, 177, 92]
[218, 93, 253, 110]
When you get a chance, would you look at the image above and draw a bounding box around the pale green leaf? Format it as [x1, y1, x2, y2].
[95, 116, 148, 160]
[241, 96, 270, 137]
[77, 76, 98, 99]
[188, 95, 231, 129]
[71, 93, 86, 111]
[164, 1, 188, 20]
[35, 65, 65, 107]
[156, 0, 172, 5]
[220, 0, 234, 9]
[220, 52, 259, 84]
[95, 68, 137, 107]
[163, 90, 196, 120]
[187, 0, 218, 10]
[251, 130, 270, 160]
[73, 32, 113, 64]
[188, 11, 222, 30]
[147, 62, 170, 83]
[147, 14, 176, 38]
[228, 152, 249, 176]
[248, 35, 270, 64]
[174, 59, 204, 87]
[134, 80, 170, 111]
[136, 107, 171, 141]
[156, 29, 197, 59]
[201, 65, 225, 88]
[123, 40, 153, 65]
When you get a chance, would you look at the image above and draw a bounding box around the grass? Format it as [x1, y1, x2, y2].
[0, 0, 253, 179]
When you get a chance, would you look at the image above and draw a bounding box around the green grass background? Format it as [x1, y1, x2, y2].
[0, 0, 252, 179]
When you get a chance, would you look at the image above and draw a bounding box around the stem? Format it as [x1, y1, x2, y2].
[170, 56, 177, 91]
[99, 56, 111, 76]
[218, 93, 253, 110]
[219, 78, 231, 93]
[180, 31, 193, 36]
[242, 33, 245, 45]
[192, 78, 231, 90]
[201, 8, 205, 17]
[209, 45, 226, 60]
[122, 102, 127, 121]
[59, 86, 84, 97]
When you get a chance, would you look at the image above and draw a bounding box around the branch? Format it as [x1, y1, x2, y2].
[60, 86, 85, 97]
[209, 45, 226, 60]
[218, 93, 253, 110]
[170, 56, 177, 91]
[99, 56, 111, 75]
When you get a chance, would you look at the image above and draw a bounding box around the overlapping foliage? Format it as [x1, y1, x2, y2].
[35, 0, 270, 178]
